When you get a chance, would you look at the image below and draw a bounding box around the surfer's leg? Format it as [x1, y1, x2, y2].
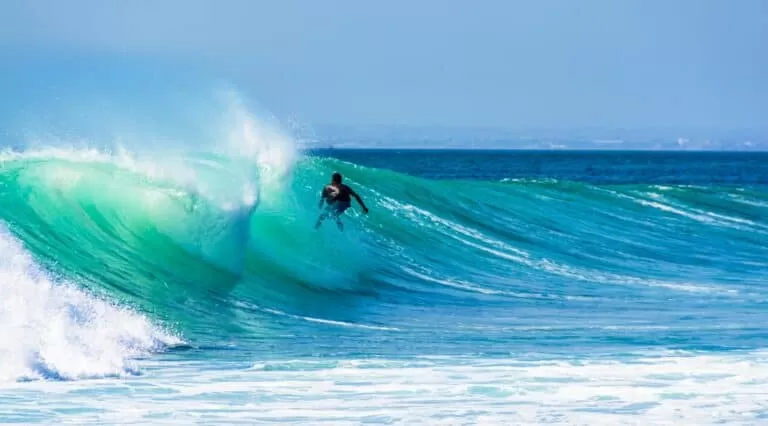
[314, 212, 328, 229]
[333, 202, 350, 231]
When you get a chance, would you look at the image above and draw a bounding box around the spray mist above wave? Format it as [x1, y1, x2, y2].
[1, 55, 299, 205]
[216, 89, 298, 204]
[0, 58, 301, 223]
[0, 88, 302, 281]
[3, 88, 297, 208]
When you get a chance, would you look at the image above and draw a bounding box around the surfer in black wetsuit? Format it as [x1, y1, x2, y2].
[315, 172, 369, 231]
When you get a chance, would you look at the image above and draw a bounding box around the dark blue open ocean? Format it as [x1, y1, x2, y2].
[1, 141, 767, 423]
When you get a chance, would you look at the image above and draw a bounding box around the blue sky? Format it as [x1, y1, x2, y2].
[1, 0, 766, 134]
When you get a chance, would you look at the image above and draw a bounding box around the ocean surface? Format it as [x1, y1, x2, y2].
[1, 135, 767, 424]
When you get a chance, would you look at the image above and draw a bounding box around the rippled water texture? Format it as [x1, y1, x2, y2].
[0, 144, 767, 423]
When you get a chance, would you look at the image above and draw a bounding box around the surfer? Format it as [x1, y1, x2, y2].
[315, 172, 369, 231]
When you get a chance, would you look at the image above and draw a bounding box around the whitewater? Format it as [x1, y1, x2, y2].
[1, 64, 767, 424]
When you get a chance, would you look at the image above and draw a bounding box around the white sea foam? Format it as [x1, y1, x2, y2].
[0, 225, 180, 382]
[612, 190, 765, 232]
[259, 307, 401, 332]
[2, 351, 766, 424]
[375, 190, 740, 297]
[729, 194, 768, 208]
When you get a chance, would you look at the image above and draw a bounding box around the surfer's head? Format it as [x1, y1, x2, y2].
[331, 172, 342, 185]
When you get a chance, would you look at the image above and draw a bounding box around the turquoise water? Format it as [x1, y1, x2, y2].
[1, 144, 767, 424]
[0, 61, 767, 423]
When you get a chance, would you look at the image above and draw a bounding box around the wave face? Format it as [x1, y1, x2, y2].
[2, 146, 768, 422]
[2, 146, 767, 355]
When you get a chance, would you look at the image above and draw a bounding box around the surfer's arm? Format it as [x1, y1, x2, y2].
[350, 189, 369, 213]
[318, 186, 330, 207]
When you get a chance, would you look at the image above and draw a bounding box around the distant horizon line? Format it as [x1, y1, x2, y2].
[303, 123, 768, 137]
[302, 146, 768, 153]
[293, 125, 768, 149]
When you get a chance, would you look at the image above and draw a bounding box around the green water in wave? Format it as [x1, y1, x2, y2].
[0, 152, 380, 338]
[3, 150, 767, 348]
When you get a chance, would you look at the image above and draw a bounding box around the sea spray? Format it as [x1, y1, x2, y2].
[0, 225, 179, 382]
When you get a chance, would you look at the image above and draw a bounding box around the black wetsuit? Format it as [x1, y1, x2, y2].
[323, 184, 354, 214]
